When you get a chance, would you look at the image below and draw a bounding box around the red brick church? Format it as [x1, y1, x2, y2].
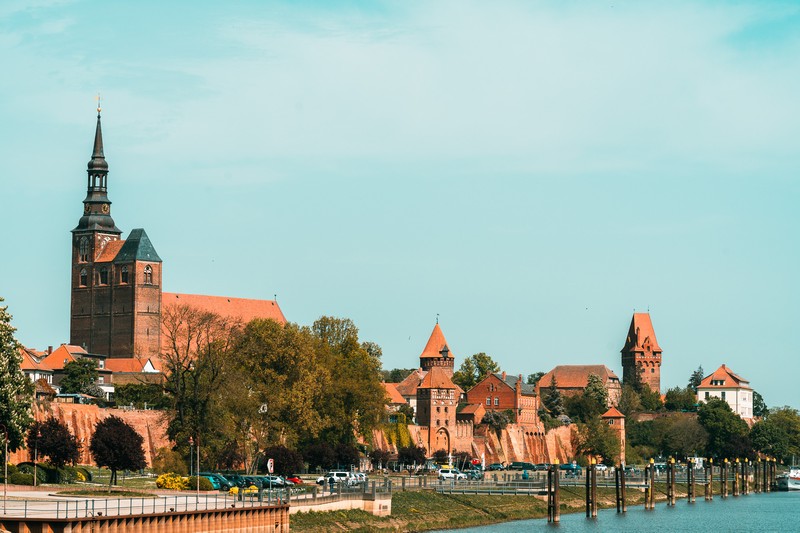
[69, 110, 285, 361]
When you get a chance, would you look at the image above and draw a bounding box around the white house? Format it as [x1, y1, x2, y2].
[696, 364, 753, 419]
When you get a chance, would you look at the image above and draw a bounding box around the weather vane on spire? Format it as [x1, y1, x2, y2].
[96, 93, 102, 116]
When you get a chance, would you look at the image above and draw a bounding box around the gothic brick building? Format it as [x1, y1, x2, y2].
[69, 110, 285, 360]
[620, 312, 662, 392]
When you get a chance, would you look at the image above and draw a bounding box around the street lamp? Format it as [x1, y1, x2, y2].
[0, 424, 7, 514]
[188, 437, 194, 477]
[33, 429, 41, 487]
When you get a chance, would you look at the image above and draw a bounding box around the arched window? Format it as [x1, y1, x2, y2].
[100, 267, 109, 285]
[80, 268, 88, 286]
[144, 265, 153, 284]
[121, 266, 129, 284]
[79, 237, 89, 262]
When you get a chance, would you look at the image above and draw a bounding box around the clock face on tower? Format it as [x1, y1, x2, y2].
[84, 204, 90, 214]
[101, 204, 110, 214]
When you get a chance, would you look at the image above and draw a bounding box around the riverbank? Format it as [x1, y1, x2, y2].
[290, 484, 665, 532]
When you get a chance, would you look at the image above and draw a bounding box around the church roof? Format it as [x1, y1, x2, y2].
[536, 365, 620, 392]
[698, 364, 751, 390]
[114, 228, 162, 263]
[162, 293, 287, 324]
[95, 240, 125, 262]
[621, 313, 662, 353]
[418, 366, 457, 389]
[419, 323, 454, 359]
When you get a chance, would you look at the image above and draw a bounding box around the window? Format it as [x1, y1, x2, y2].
[79, 237, 89, 262]
[704, 391, 709, 400]
[436, 406, 440, 413]
[494, 397, 499, 406]
[651, 368, 655, 373]
[80, 269, 88, 286]
[721, 391, 726, 400]
[144, 265, 153, 284]
[486, 397, 491, 405]
[121, 266, 129, 284]
[99, 268, 108, 285]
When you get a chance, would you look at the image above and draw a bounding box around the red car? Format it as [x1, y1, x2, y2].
[286, 476, 303, 484]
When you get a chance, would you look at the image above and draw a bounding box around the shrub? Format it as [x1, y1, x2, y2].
[10, 472, 34, 485]
[156, 472, 187, 490]
[186, 476, 214, 491]
[151, 447, 188, 475]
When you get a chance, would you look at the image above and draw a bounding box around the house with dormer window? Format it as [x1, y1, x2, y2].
[696, 364, 753, 420]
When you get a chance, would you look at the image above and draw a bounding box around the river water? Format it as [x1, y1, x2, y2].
[430, 492, 797, 532]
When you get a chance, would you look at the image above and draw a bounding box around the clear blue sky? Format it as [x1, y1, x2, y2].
[1, 1, 798, 407]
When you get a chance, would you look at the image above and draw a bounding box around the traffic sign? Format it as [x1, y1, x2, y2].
[267, 458, 274, 474]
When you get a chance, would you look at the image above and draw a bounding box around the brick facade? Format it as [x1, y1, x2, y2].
[621, 313, 662, 392]
[466, 372, 539, 427]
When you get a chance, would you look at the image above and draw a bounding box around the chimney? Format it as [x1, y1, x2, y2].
[47, 346, 53, 354]
[502, 371, 506, 381]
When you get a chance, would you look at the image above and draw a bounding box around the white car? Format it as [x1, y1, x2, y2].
[438, 468, 467, 481]
[594, 464, 608, 472]
[316, 471, 352, 485]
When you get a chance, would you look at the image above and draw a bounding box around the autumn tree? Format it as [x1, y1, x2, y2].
[27, 418, 81, 468]
[452, 353, 500, 390]
[0, 298, 33, 451]
[397, 445, 427, 466]
[90, 416, 146, 490]
[161, 303, 241, 469]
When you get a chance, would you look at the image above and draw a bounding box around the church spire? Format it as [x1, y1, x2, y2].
[72, 103, 121, 235]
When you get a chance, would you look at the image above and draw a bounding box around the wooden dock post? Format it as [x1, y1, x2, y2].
[687, 459, 695, 503]
[645, 458, 655, 510]
[743, 459, 749, 495]
[548, 462, 560, 523]
[705, 458, 713, 501]
[591, 459, 597, 518]
[721, 459, 728, 498]
[733, 458, 740, 496]
[586, 458, 597, 518]
[666, 458, 674, 506]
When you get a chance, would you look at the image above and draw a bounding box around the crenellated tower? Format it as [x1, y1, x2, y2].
[419, 322, 455, 377]
[620, 312, 662, 392]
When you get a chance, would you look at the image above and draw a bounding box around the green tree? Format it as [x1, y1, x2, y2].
[59, 358, 99, 394]
[452, 353, 500, 391]
[542, 376, 564, 416]
[688, 366, 704, 393]
[114, 383, 168, 409]
[369, 448, 391, 469]
[432, 449, 449, 464]
[151, 447, 188, 475]
[303, 442, 336, 471]
[261, 445, 304, 476]
[752, 391, 768, 418]
[639, 386, 664, 412]
[27, 418, 81, 468]
[527, 372, 545, 386]
[584, 374, 608, 408]
[90, 416, 146, 490]
[397, 404, 415, 423]
[565, 392, 604, 424]
[0, 298, 33, 451]
[574, 417, 620, 465]
[662, 417, 707, 459]
[617, 384, 642, 416]
[664, 387, 697, 412]
[750, 407, 800, 462]
[397, 445, 427, 466]
[697, 397, 751, 459]
[481, 410, 511, 433]
[382, 368, 415, 383]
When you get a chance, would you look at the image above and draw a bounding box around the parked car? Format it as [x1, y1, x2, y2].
[508, 462, 536, 471]
[594, 464, 608, 472]
[486, 463, 506, 471]
[534, 463, 551, 471]
[223, 474, 248, 488]
[438, 468, 467, 481]
[285, 476, 303, 485]
[559, 463, 583, 476]
[316, 471, 352, 485]
[198, 472, 232, 491]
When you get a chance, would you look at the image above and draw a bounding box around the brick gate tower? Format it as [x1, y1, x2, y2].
[70, 109, 162, 358]
[620, 312, 662, 392]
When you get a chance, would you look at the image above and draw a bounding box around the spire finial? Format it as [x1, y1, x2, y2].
[436, 313, 439, 325]
[96, 93, 102, 117]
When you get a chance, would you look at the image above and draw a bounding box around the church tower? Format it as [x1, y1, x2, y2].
[620, 312, 662, 392]
[70, 109, 162, 358]
[419, 322, 455, 377]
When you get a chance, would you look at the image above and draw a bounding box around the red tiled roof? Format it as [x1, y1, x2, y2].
[459, 404, 483, 414]
[383, 383, 406, 405]
[622, 313, 662, 353]
[419, 323, 454, 359]
[601, 407, 625, 419]
[95, 240, 125, 262]
[536, 365, 620, 392]
[698, 364, 751, 390]
[419, 366, 457, 389]
[42, 345, 87, 370]
[395, 369, 426, 397]
[105, 358, 146, 373]
[162, 293, 286, 324]
[19, 347, 53, 372]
